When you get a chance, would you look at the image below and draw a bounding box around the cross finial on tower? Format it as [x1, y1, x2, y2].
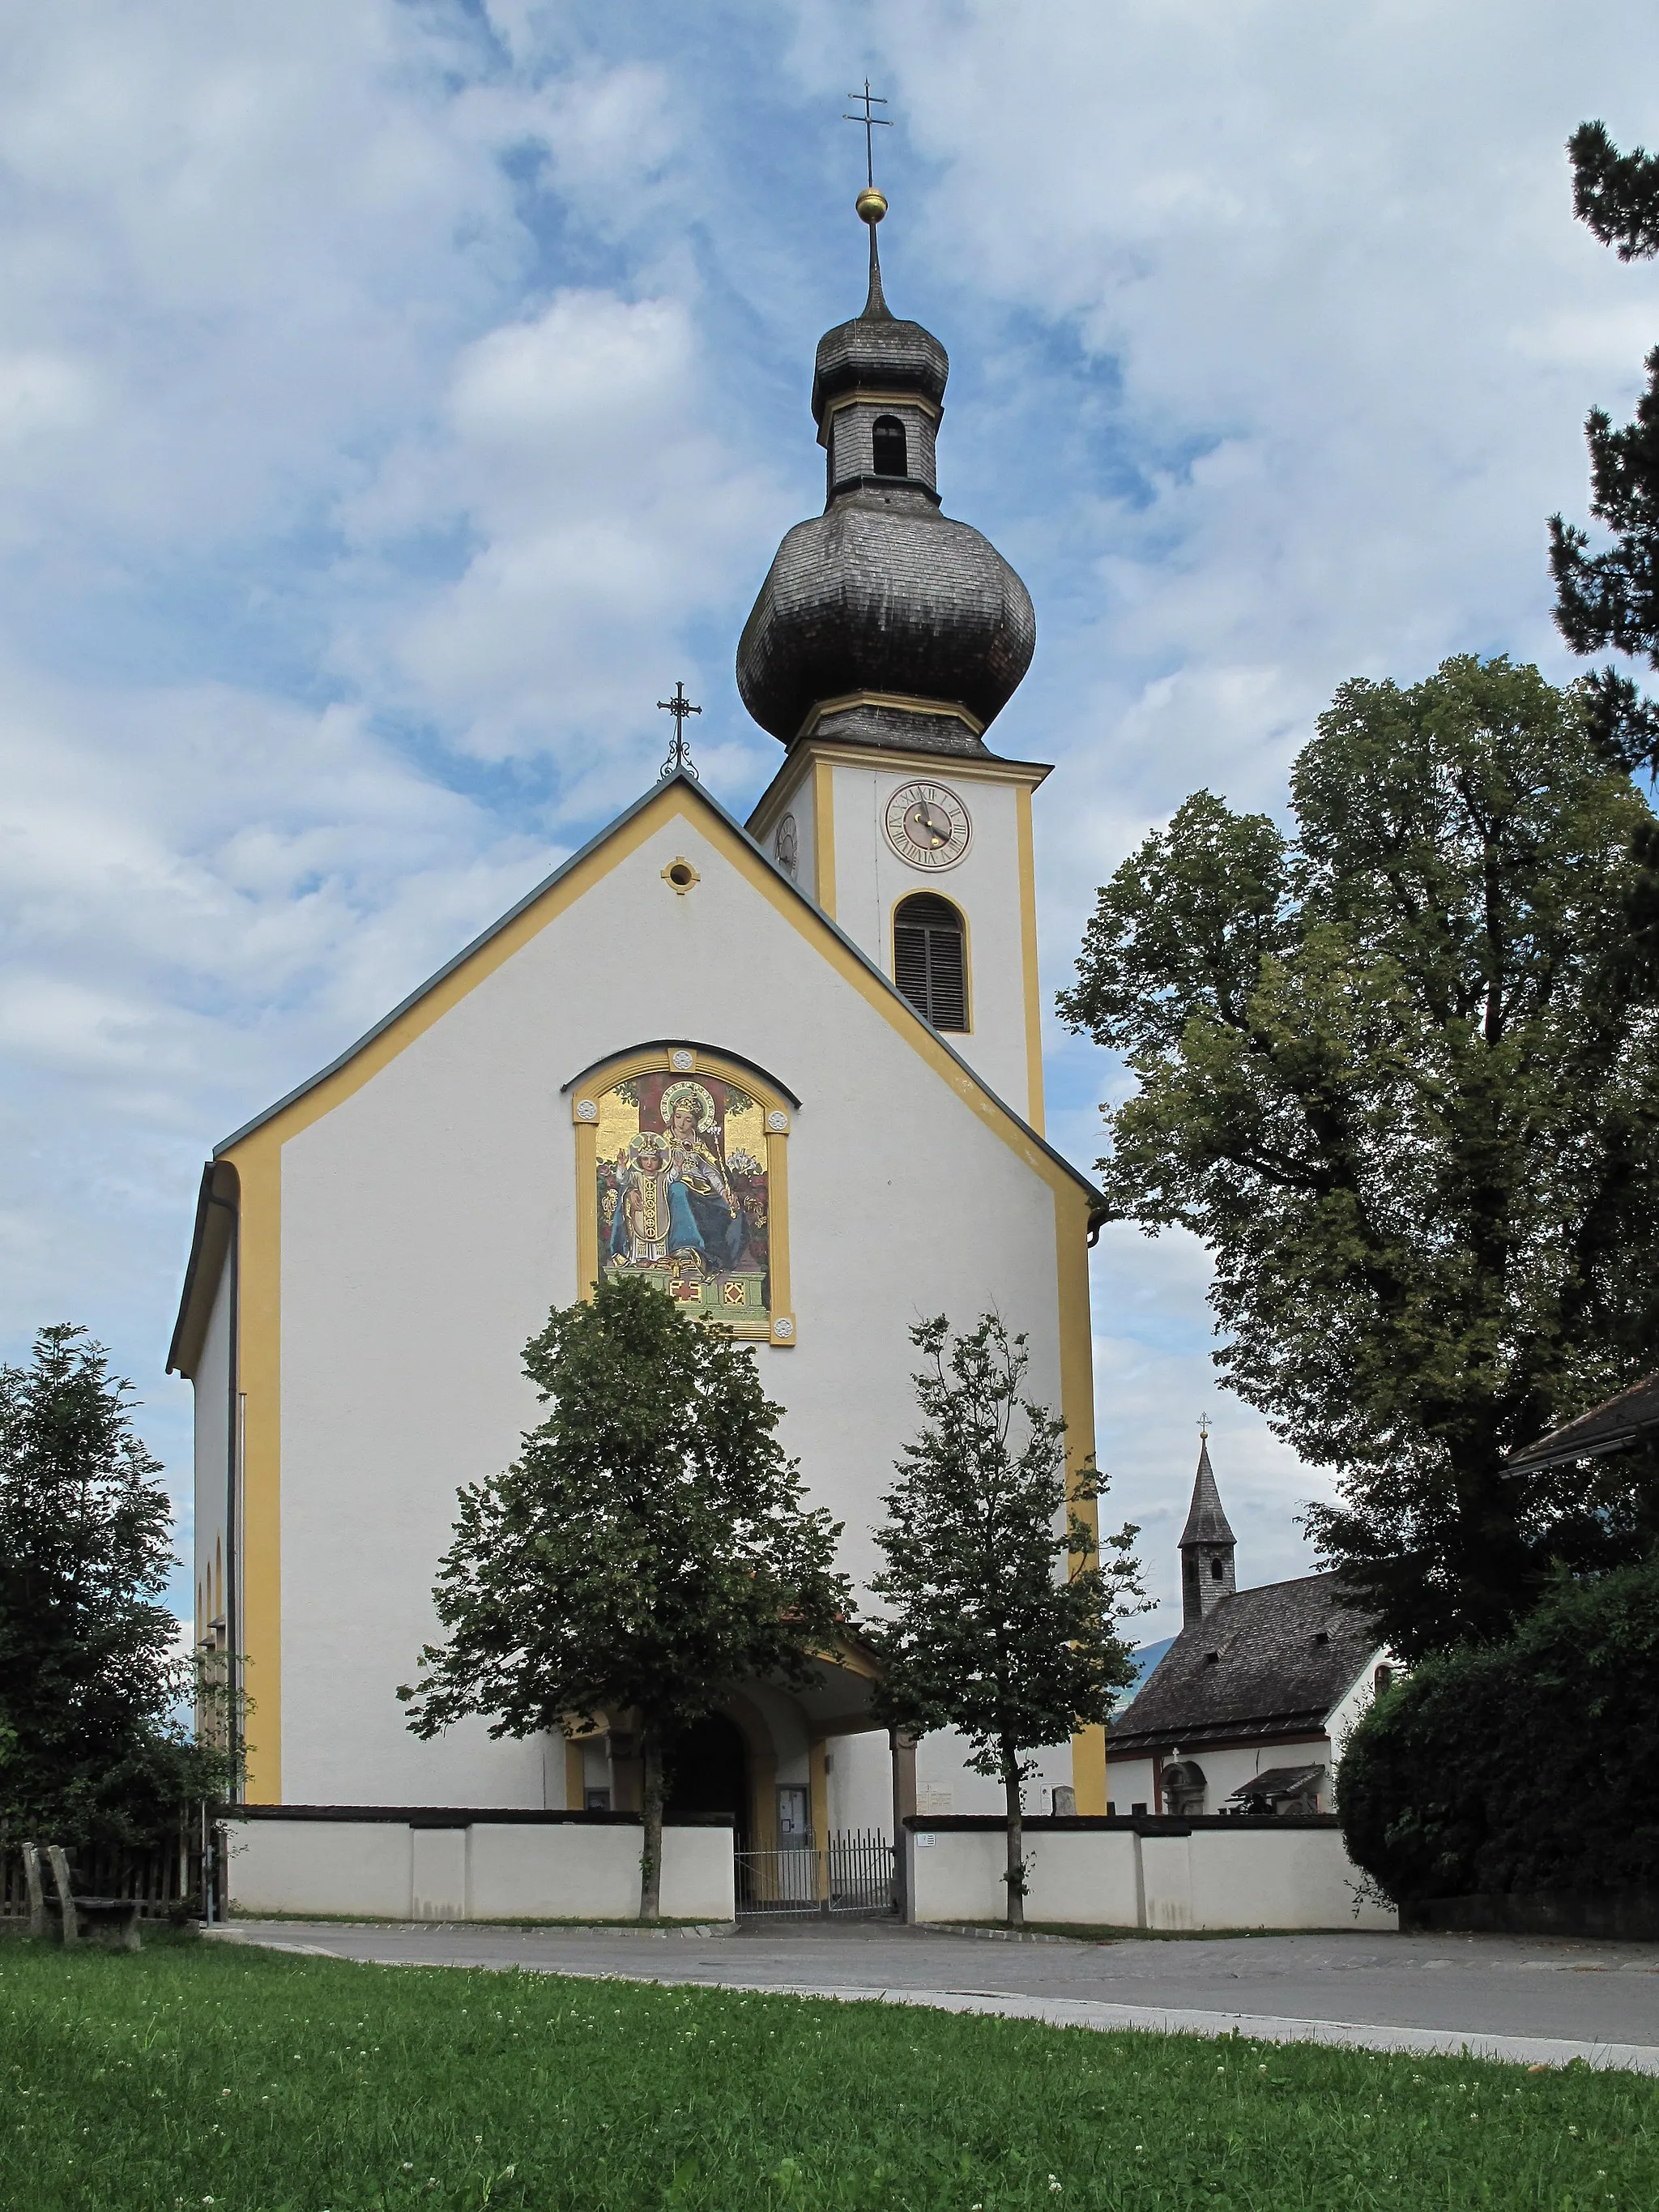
[843, 79, 891, 190]
[1197, 1411, 1211, 1442]
[656, 680, 702, 781]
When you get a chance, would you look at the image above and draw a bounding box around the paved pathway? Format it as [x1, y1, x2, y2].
[212, 1918, 1659, 2074]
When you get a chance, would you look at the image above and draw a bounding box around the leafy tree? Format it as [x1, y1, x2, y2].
[869, 1314, 1143, 1928]
[399, 1275, 851, 1921]
[0, 1324, 230, 1849]
[1338, 1552, 1659, 1908]
[1059, 656, 1659, 1661]
[1549, 122, 1659, 775]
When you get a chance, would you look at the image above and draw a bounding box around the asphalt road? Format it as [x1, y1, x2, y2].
[212, 1917, 1659, 2073]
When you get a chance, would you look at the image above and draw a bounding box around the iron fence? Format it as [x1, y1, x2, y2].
[736, 1827, 895, 1918]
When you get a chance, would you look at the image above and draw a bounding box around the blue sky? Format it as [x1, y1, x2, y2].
[3, 0, 1658, 1640]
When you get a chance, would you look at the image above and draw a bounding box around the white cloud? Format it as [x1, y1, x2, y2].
[4, 0, 1659, 1614]
[342, 288, 788, 775]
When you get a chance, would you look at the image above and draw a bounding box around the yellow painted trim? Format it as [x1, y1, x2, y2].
[573, 1117, 598, 1298]
[573, 1043, 796, 1345]
[890, 886, 973, 1038]
[808, 1736, 830, 1890]
[765, 1124, 793, 1345]
[228, 1127, 282, 1802]
[747, 738, 1051, 849]
[1055, 1181, 1107, 1815]
[813, 758, 837, 918]
[822, 388, 942, 423]
[1016, 784, 1046, 1136]
[800, 690, 984, 744]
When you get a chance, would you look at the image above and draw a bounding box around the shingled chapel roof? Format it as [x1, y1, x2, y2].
[1108, 1571, 1379, 1757]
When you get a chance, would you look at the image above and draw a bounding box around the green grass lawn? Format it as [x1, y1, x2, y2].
[0, 1931, 1653, 2210]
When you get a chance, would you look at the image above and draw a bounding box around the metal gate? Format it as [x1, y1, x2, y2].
[736, 1827, 896, 1919]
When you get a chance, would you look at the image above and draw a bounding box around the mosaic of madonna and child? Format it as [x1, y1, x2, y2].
[595, 1074, 770, 1336]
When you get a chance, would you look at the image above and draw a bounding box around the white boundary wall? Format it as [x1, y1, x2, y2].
[907, 1820, 1395, 1932]
[224, 1817, 734, 1923]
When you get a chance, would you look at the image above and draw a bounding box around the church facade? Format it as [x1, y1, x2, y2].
[168, 191, 1108, 1854]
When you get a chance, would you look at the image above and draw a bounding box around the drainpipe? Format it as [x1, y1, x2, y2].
[206, 1185, 241, 1804]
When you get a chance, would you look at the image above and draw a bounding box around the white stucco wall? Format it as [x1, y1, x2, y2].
[225, 1817, 735, 1923]
[907, 1821, 1396, 1932]
[271, 802, 1078, 1809]
[1107, 1738, 1333, 1817]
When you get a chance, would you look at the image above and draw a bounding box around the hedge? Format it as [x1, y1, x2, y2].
[1337, 1554, 1659, 1902]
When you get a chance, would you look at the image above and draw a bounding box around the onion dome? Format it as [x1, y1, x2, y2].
[736, 194, 1034, 757]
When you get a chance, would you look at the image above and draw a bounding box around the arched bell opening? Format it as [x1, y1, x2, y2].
[893, 893, 969, 1032]
[872, 413, 908, 477]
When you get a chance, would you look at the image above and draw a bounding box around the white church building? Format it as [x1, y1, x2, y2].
[168, 192, 1110, 1883]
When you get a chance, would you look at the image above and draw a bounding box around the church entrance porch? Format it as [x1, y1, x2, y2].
[664, 1712, 751, 1852]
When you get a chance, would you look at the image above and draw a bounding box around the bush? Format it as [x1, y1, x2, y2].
[1338, 1555, 1659, 1902]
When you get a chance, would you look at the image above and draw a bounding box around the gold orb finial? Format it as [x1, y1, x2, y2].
[856, 186, 887, 225]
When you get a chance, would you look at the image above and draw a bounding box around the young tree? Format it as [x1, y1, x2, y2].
[1548, 122, 1659, 775]
[869, 1314, 1143, 1928]
[1059, 655, 1659, 1661]
[399, 1275, 851, 1920]
[0, 1325, 228, 1847]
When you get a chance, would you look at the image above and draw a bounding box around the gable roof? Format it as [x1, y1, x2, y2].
[1504, 1372, 1659, 1474]
[208, 770, 1095, 1194]
[1107, 1572, 1380, 1756]
[170, 769, 1101, 1368]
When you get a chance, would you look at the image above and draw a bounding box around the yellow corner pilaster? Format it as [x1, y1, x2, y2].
[813, 758, 837, 918]
[1056, 1183, 1105, 1814]
[229, 1130, 283, 1804]
[1016, 784, 1046, 1135]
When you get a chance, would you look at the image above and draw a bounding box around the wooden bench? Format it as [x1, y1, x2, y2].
[22, 1843, 143, 1952]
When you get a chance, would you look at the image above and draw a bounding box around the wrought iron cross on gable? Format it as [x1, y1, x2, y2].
[657, 680, 702, 780]
[843, 79, 891, 189]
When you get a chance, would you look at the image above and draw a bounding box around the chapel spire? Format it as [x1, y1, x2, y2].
[1179, 1426, 1237, 1627]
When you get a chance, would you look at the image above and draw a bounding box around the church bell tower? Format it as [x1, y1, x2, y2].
[742, 182, 1050, 1129]
[1179, 1430, 1238, 1627]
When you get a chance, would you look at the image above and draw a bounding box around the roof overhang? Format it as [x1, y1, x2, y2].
[167, 1159, 240, 1378]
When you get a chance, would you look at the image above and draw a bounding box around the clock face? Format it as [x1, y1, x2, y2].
[884, 780, 972, 871]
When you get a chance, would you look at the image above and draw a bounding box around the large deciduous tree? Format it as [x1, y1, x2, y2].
[0, 1325, 230, 1848]
[1549, 121, 1659, 775]
[870, 1314, 1142, 1928]
[399, 1275, 850, 1921]
[1059, 655, 1659, 1661]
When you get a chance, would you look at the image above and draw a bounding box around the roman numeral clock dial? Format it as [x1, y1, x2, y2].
[884, 781, 972, 869]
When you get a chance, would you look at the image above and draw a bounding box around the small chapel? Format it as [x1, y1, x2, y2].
[1107, 1436, 1392, 1821]
[167, 181, 1108, 1874]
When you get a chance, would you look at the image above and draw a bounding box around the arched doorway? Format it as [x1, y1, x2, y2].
[664, 1711, 751, 1852]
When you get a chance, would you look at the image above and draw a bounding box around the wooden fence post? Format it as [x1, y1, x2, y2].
[45, 1847, 78, 1946]
[22, 1844, 49, 1939]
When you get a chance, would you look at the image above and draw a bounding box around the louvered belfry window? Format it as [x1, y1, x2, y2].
[893, 893, 968, 1031]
